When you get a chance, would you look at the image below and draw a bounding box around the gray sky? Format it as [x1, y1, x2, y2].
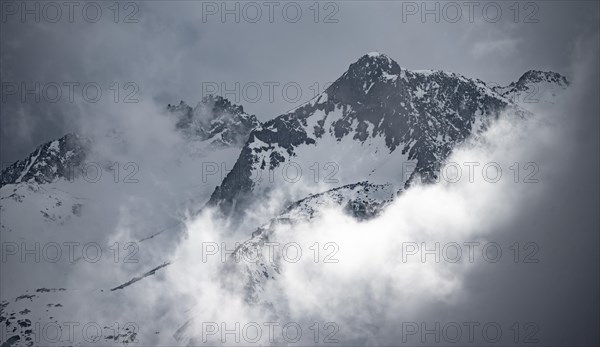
[1, 0, 598, 164]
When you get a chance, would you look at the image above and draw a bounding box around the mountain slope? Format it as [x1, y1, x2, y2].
[230, 181, 397, 304]
[0, 97, 262, 343]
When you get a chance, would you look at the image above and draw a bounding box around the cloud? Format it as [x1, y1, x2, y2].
[139, 27, 599, 345]
[471, 37, 522, 58]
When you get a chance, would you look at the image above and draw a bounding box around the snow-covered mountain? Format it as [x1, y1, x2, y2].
[202, 55, 570, 319]
[0, 94, 259, 272]
[0, 96, 262, 346]
[0, 182, 85, 233]
[0, 134, 90, 187]
[207, 53, 542, 220]
[1, 289, 138, 347]
[492, 70, 569, 110]
[0, 53, 570, 346]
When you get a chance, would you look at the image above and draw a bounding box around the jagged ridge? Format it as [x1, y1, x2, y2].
[207, 52, 539, 217]
[0, 133, 90, 187]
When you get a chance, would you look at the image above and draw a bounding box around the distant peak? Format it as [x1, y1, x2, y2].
[343, 52, 402, 79]
[358, 52, 395, 65]
[325, 53, 403, 101]
[367, 51, 384, 58]
[201, 94, 229, 105]
[168, 95, 246, 116]
[200, 94, 246, 115]
[517, 70, 569, 86]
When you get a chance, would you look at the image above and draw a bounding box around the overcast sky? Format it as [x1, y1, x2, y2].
[1, 2, 599, 345]
[1, 0, 598, 164]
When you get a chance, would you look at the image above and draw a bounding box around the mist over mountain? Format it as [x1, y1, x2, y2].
[3, 0, 599, 344]
[0, 46, 597, 346]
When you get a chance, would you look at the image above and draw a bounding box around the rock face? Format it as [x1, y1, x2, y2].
[207, 53, 538, 218]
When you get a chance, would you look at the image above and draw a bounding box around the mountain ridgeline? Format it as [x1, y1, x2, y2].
[167, 94, 260, 148]
[0, 133, 90, 187]
[1, 53, 568, 218]
[207, 53, 563, 218]
[0, 53, 570, 343]
[1, 95, 259, 187]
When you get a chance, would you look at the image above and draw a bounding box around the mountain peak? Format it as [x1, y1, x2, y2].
[491, 70, 569, 106]
[365, 51, 389, 60]
[167, 95, 260, 147]
[324, 53, 403, 102]
[348, 52, 402, 77]
[1, 133, 90, 187]
[516, 70, 569, 87]
[167, 94, 246, 117]
[200, 94, 246, 115]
